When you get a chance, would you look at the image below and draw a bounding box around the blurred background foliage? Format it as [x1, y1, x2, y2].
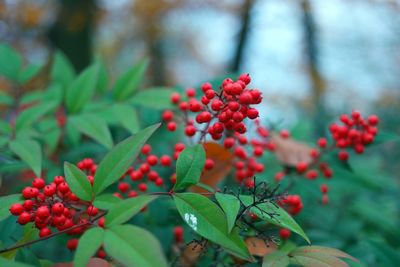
[0, 0, 399, 266]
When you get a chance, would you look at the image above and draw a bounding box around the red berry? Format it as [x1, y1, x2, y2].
[118, 182, 130, 193]
[22, 187, 34, 199]
[185, 125, 196, 136]
[189, 99, 202, 112]
[43, 184, 56, 196]
[140, 163, 150, 173]
[98, 217, 105, 227]
[280, 130, 290, 139]
[87, 205, 98, 216]
[338, 150, 349, 161]
[141, 144, 151, 154]
[167, 121, 177, 131]
[18, 212, 31, 225]
[201, 82, 212, 92]
[58, 182, 70, 194]
[306, 170, 318, 180]
[211, 99, 223, 111]
[238, 73, 251, 84]
[52, 203, 65, 215]
[138, 183, 147, 192]
[253, 146, 263, 157]
[174, 226, 184, 243]
[186, 88, 196, 97]
[205, 90, 215, 99]
[155, 177, 163, 186]
[130, 170, 143, 181]
[368, 115, 379, 125]
[128, 190, 138, 198]
[10, 203, 24, 215]
[296, 162, 308, 173]
[320, 184, 328, 193]
[274, 172, 285, 181]
[146, 155, 158, 166]
[36, 206, 50, 219]
[39, 227, 51, 237]
[32, 178, 45, 189]
[224, 138, 235, 148]
[162, 110, 174, 121]
[160, 155, 172, 166]
[317, 138, 327, 148]
[170, 92, 180, 104]
[204, 159, 214, 170]
[66, 239, 79, 251]
[97, 250, 106, 259]
[54, 176, 65, 185]
[246, 108, 258, 119]
[239, 92, 252, 105]
[279, 228, 291, 239]
[147, 170, 158, 181]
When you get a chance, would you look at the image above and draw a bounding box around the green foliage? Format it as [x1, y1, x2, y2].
[0, 44, 22, 81]
[0, 194, 23, 221]
[74, 227, 104, 267]
[103, 225, 168, 267]
[93, 123, 160, 195]
[129, 87, 176, 109]
[105, 195, 157, 227]
[215, 193, 241, 233]
[9, 139, 42, 176]
[64, 162, 93, 201]
[174, 193, 252, 260]
[240, 195, 310, 243]
[174, 144, 206, 191]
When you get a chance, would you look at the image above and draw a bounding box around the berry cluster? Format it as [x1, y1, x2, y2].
[278, 194, 303, 216]
[329, 111, 379, 159]
[9, 176, 99, 238]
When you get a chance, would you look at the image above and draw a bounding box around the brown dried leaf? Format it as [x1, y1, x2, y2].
[178, 240, 207, 267]
[190, 142, 234, 193]
[245, 237, 277, 257]
[271, 133, 315, 167]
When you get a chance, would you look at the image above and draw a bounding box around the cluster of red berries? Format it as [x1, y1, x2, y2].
[278, 195, 303, 216]
[165, 73, 262, 139]
[328, 111, 379, 160]
[9, 176, 99, 238]
[77, 158, 97, 176]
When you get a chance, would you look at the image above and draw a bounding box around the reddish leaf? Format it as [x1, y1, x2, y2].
[271, 133, 315, 166]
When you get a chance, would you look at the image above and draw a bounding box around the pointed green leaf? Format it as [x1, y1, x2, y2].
[51, 51, 75, 89]
[290, 252, 349, 267]
[215, 193, 240, 233]
[73, 227, 104, 267]
[93, 123, 160, 195]
[113, 103, 140, 134]
[262, 251, 290, 267]
[66, 63, 99, 113]
[64, 162, 93, 201]
[0, 257, 34, 267]
[112, 59, 148, 101]
[240, 195, 310, 243]
[15, 101, 57, 132]
[292, 246, 358, 262]
[0, 44, 22, 81]
[0, 91, 14, 106]
[173, 145, 206, 192]
[92, 194, 122, 210]
[105, 195, 157, 227]
[103, 225, 168, 267]
[174, 193, 252, 260]
[129, 88, 176, 109]
[289, 255, 331, 267]
[69, 114, 113, 149]
[9, 139, 42, 176]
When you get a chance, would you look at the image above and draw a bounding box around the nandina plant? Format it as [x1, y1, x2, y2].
[0, 44, 385, 266]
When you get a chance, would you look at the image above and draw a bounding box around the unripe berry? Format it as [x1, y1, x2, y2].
[10, 203, 24, 215]
[32, 178, 45, 189]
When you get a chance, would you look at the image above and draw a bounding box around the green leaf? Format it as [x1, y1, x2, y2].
[215, 193, 240, 233]
[0, 91, 14, 106]
[292, 246, 358, 262]
[289, 255, 331, 267]
[129, 87, 176, 109]
[93, 123, 160, 195]
[15, 101, 57, 132]
[18, 64, 41, 84]
[103, 225, 168, 267]
[105, 195, 157, 227]
[1, 223, 38, 259]
[290, 251, 349, 267]
[173, 193, 252, 260]
[0, 120, 12, 135]
[113, 103, 140, 134]
[9, 139, 42, 176]
[112, 59, 148, 101]
[51, 51, 75, 89]
[0, 194, 23, 221]
[92, 194, 122, 210]
[262, 251, 290, 267]
[95, 58, 108, 93]
[240, 195, 310, 244]
[64, 162, 93, 201]
[0, 44, 22, 81]
[0, 257, 34, 267]
[69, 114, 113, 149]
[372, 130, 400, 145]
[66, 63, 99, 113]
[173, 144, 206, 192]
[73, 227, 104, 267]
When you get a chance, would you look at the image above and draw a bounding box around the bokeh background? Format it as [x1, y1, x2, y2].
[1, 0, 399, 266]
